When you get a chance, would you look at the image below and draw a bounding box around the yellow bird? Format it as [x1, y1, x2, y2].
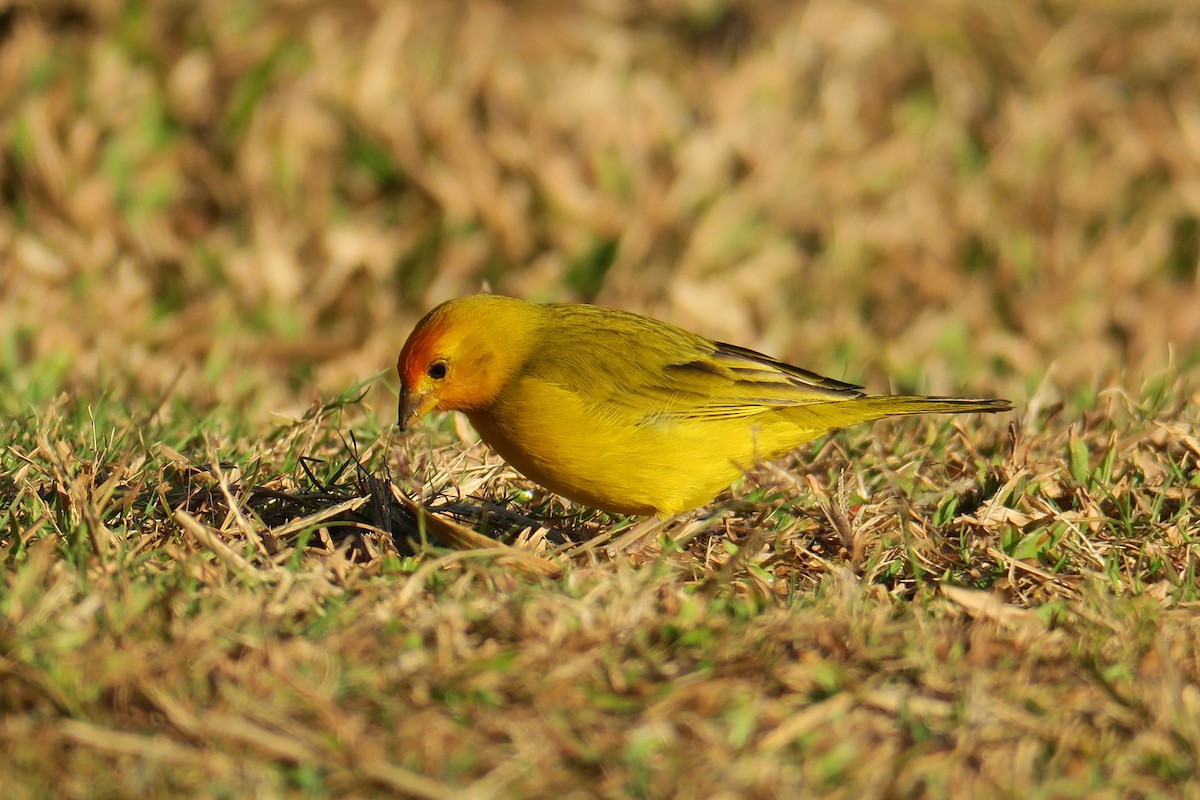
[397, 294, 1011, 517]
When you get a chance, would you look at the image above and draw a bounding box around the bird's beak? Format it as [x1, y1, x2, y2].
[397, 384, 438, 431]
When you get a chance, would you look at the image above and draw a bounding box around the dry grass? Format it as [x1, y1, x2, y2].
[3, 1, 1200, 797]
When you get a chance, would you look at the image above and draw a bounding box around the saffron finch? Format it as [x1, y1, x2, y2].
[397, 295, 1012, 517]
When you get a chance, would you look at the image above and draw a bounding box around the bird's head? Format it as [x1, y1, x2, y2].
[396, 295, 538, 431]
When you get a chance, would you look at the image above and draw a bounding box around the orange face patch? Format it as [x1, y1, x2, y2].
[396, 315, 448, 389]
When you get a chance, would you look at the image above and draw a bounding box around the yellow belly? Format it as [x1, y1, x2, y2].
[466, 377, 820, 517]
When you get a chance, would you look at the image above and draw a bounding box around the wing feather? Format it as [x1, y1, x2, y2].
[520, 305, 862, 424]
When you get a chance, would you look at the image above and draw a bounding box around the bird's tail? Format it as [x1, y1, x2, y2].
[788, 395, 1013, 431]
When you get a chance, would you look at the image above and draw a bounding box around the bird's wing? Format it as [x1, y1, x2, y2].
[525, 308, 863, 423]
[642, 339, 864, 421]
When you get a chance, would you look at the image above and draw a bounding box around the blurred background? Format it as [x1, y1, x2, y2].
[3, 0, 1198, 423]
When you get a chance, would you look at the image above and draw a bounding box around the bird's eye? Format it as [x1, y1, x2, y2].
[427, 360, 448, 380]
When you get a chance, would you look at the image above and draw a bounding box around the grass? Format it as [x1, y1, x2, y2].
[3, 1, 1200, 797]
[3, 375, 1198, 797]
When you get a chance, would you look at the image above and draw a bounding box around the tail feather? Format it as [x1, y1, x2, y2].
[787, 395, 1013, 430]
[859, 395, 1013, 417]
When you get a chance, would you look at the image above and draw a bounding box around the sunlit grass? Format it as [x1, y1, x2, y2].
[3, 373, 1198, 796]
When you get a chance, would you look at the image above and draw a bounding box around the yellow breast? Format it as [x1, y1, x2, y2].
[466, 375, 821, 517]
